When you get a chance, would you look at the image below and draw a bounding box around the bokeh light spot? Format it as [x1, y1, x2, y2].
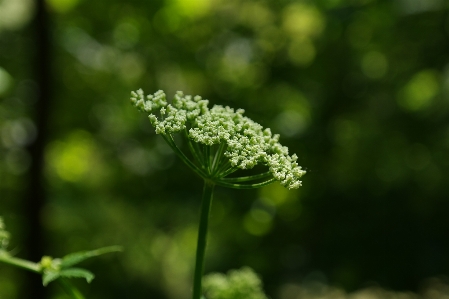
[113, 21, 140, 49]
[168, 0, 211, 18]
[215, 39, 267, 88]
[398, 0, 444, 14]
[259, 183, 298, 206]
[243, 209, 272, 236]
[153, 6, 182, 33]
[1, 118, 37, 148]
[274, 110, 307, 137]
[46, 0, 80, 13]
[238, 2, 273, 30]
[119, 53, 145, 84]
[0, 0, 34, 31]
[62, 27, 120, 71]
[0, 67, 12, 95]
[46, 130, 97, 182]
[361, 51, 388, 79]
[398, 70, 440, 111]
[282, 3, 325, 38]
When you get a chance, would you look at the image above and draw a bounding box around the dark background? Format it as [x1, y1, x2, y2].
[1, 0, 449, 298]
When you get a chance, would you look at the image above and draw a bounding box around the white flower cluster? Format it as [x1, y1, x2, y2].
[131, 89, 305, 189]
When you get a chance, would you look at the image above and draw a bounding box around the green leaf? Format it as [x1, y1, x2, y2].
[59, 268, 95, 283]
[60, 245, 122, 268]
[43, 269, 60, 286]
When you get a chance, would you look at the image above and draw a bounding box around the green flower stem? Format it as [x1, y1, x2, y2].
[208, 144, 218, 171]
[203, 145, 211, 173]
[211, 142, 227, 173]
[217, 165, 239, 178]
[162, 134, 207, 178]
[213, 159, 232, 177]
[199, 144, 210, 171]
[192, 180, 215, 299]
[215, 178, 276, 189]
[220, 171, 273, 182]
[185, 130, 207, 171]
[0, 254, 40, 273]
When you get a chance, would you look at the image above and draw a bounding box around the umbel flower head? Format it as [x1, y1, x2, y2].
[130, 89, 305, 189]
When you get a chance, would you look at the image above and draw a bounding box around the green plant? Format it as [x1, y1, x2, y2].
[131, 89, 306, 299]
[203, 267, 268, 299]
[0, 217, 121, 299]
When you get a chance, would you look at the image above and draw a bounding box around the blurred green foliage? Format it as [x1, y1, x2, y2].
[1, 0, 449, 298]
[203, 267, 268, 299]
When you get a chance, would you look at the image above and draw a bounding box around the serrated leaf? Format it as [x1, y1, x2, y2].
[43, 270, 60, 286]
[61, 245, 122, 268]
[59, 268, 95, 283]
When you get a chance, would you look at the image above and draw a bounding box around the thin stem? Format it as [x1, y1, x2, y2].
[214, 178, 276, 189]
[162, 134, 207, 178]
[184, 129, 207, 171]
[208, 144, 217, 172]
[0, 253, 40, 273]
[58, 278, 86, 299]
[0, 254, 87, 299]
[214, 160, 231, 177]
[192, 180, 215, 299]
[220, 171, 272, 183]
[211, 142, 227, 174]
[202, 144, 212, 175]
[217, 165, 239, 178]
[213, 155, 233, 176]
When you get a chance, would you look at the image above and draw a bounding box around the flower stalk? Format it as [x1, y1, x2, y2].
[193, 180, 215, 299]
[130, 89, 306, 299]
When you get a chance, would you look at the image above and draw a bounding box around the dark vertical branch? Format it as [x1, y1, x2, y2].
[21, 0, 52, 298]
